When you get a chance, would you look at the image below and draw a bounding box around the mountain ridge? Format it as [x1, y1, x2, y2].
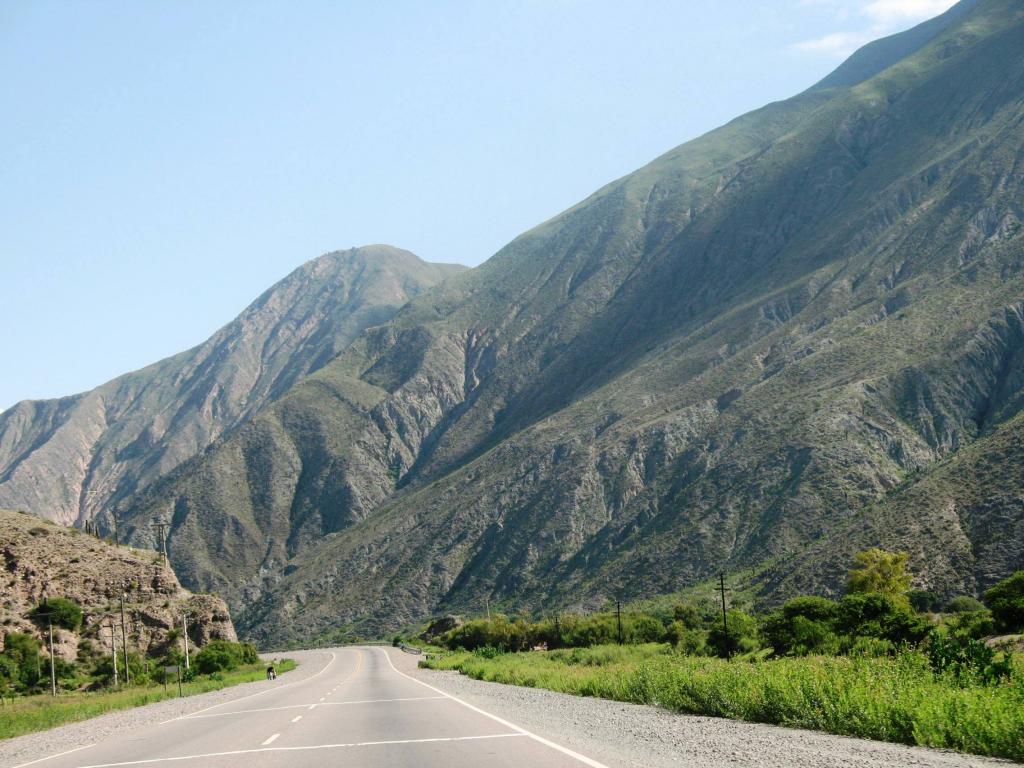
[0, 245, 465, 526]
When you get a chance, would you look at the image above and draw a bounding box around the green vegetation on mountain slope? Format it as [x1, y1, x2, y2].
[107, 0, 1024, 644]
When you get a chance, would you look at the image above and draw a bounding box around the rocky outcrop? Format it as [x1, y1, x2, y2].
[0, 509, 235, 661]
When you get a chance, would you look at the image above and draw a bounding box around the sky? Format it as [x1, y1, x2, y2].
[0, 0, 958, 410]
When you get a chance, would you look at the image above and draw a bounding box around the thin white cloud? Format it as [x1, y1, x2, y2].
[794, 31, 873, 54]
[863, 0, 958, 24]
[794, 0, 959, 57]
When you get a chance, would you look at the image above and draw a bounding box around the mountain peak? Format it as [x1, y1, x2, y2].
[809, 0, 982, 92]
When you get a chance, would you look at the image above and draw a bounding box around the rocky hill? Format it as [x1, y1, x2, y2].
[13, 1, 1024, 645]
[0, 509, 235, 661]
[0, 247, 464, 527]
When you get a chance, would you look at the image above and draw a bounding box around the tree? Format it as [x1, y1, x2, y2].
[762, 596, 840, 656]
[983, 571, 1024, 632]
[847, 549, 911, 604]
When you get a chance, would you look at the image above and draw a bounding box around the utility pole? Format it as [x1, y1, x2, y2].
[485, 596, 491, 622]
[152, 521, 169, 565]
[119, 582, 131, 684]
[182, 614, 191, 671]
[47, 617, 56, 697]
[719, 573, 731, 659]
[616, 600, 623, 645]
[108, 624, 119, 686]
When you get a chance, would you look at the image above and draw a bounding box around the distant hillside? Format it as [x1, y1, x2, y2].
[0, 509, 235, 661]
[0, 246, 464, 526]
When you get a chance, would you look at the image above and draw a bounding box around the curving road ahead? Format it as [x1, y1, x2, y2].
[11, 647, 607, 768]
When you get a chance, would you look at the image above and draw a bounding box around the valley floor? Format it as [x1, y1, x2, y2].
[0, 646, 1011, 768]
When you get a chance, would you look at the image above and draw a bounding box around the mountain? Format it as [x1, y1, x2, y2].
[38, 0, 1024, 645]
[0, 509, 236, 661]
[0, 246, 465, 526]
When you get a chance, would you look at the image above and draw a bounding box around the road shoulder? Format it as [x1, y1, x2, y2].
[387, 648, 1010, 768]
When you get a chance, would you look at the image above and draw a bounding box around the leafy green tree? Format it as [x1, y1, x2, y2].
[29, 597, 83, 631]
[908, 590, 940, 612]
[836, 593, 931, 646]
[672, 603, 702, 630]
[665, 621, 707, 655]
[708, 609, 759, 657]
[762, 596, 840, 656]
[848, 549, 912, 604]
[982, 571, 1024, 632]
[1, 632, 42, 690]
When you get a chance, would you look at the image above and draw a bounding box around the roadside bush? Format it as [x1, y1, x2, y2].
[194, 640, 258, 674]
[947, 610, 995, 640]
[1, 632, 42, 690]
[926, 632, 1013, 685]
[983, 571, 1024, 632]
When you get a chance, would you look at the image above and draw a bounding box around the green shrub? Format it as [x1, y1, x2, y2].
[908, 590, 940, 612]
[194, 640, 258, 674]
[762, 597, 839, 656]
[1, 632, 42, 690]
[29, 598, 83, 631]
[926, 632, 1013, 685]
[983, 571, 1024, 632]
[945, 596, 985, 614]
[836, 593, 931, 645]
[707, 609, 759, 657]
[665, 622, 707, 655]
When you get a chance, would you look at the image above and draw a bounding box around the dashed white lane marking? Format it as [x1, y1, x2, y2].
[185, 694, 448, 719]
[291, 715, 302, 723]
[8, 744, 96, 768]
[261, 734, 280, 746]
[160, 650, 341, 724]
[67, 733, 526, 767]
[378, 648, 611, 768]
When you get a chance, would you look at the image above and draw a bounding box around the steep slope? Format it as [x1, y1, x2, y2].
[0, 509, 236, 661]
[0, 246, 464, 526]
[125, 0, 1024, 644]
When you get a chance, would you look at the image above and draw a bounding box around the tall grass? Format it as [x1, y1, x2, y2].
[0, 659, 295, 740]
[423, 646, 1024, 761]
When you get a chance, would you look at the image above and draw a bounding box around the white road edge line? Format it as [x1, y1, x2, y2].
[8, 744, 96, 768]
[67, 734, 525, 767]
[291, 715, 302, 723]
[160, 650, 340, 724]
[260, 734, 280, 746]
[378, 647, 611, 768]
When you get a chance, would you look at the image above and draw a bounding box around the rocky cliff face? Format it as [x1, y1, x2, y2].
[0, 247, 465, 526]
[0, 509, 235, 661]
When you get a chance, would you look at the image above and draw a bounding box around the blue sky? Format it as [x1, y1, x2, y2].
[0, 0, 956, 409]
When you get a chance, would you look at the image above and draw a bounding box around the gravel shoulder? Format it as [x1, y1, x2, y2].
[0, 650, 330, 768]
[387, 649, 1012, 768]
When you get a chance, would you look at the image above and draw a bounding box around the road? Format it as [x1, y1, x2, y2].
[11, 647, 608, 768]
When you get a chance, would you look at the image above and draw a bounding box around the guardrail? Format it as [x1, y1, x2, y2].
[398, 642, 423, 655]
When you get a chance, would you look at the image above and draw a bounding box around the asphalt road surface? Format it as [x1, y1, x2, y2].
[11, 647, 608, 768]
